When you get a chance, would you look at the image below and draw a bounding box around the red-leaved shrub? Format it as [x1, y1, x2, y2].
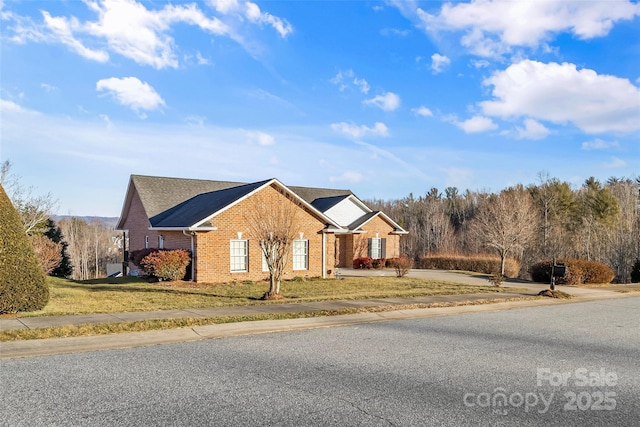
[390, 256, 413, 277]
[353, 257, 373, 269]
[140, 249, 191, 281]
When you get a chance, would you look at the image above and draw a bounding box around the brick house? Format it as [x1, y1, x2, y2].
[116, 175, 407, 283]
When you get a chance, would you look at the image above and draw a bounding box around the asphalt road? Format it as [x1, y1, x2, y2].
[2, 297, 638, 426]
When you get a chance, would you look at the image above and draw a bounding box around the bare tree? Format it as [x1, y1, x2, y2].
[245, 189, 301, 299]
[1, 160, 58, 234]
[470, 187, 538, 276]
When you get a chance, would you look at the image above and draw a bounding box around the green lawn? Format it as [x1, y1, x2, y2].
[7, 275, 514, 317]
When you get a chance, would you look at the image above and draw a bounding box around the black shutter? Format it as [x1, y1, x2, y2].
[367, 238, 372, 257]
[381, 238, 387, 258]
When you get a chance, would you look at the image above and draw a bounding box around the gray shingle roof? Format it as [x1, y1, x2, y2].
[127, 175, 357, 229]
[150, 180, 271, 228]
[132, 175, 245, 219]
[308, 195, 351, 212]
[288, 186, 352, 204]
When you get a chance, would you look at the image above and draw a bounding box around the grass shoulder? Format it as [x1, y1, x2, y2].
[2, 275, 519, 318]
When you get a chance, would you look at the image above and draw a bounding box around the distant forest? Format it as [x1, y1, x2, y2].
[367, 173, 639, 283]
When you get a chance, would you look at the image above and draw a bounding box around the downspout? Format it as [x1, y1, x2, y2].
[183, 230, 196, 281]
[322, 230, 326, 279]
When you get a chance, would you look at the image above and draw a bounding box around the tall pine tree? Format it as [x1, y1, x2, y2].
[44, 218, 73, 278]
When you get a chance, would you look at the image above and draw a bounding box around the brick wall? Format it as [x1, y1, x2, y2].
[121, 187, 194, 275]
[193, 184, 332, 283]
[348, 215, 400, 265]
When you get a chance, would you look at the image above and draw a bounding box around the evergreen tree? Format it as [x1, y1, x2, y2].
[44, 218, 73, 278]
[0, 185, 49, 313]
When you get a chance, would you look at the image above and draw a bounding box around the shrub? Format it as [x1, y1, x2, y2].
[29, 234, 62, 275]
[529, 259, 614, 285]
[418, 253, 521, 278]
[488, 274, 504, 287]
[391, 256, 413, 277]
[371, 258, 386, 269]
[140, 249, 191, 281]
[631, 259, 640, 283]
[0, 186, 49, 313]
[353, 257, 373, 269]
[129, 248, 158, 268]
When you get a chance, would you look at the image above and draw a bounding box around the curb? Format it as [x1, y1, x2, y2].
[2, 292, 637, 360]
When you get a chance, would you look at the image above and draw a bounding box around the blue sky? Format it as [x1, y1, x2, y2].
[1, 0, 639, 217]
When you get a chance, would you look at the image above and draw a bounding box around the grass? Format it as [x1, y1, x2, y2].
[0, 296, 536, 341]
[1, 275, 517, 318]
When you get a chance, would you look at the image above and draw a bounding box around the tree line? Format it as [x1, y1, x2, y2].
[2, 160, 638, 283]
[367, 173, 640, 283]
[1, 161, 122, 281]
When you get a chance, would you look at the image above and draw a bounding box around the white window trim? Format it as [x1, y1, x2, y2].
[158, 235, 164, 249]
[145, 235, 149, 249]
[293, 239, 309, 271]
[230, 239, 248, 273]
[370, 237, 381, 259]
[261, 243, 269, 272]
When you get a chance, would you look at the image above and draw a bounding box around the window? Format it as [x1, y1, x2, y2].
[293, 239, 309, 270]
[230, 240, 248, 272]
[261, 243, 270, 272]
[368, 238, 386, 259]
[369, 238, 381, 259]
[158, 235, 164, 249]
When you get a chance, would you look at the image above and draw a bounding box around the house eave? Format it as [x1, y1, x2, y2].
[148, 226, 218, 231]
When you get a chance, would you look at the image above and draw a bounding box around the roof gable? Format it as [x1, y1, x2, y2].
[322, 195, 371, 227]
[348, 211, 408, 234]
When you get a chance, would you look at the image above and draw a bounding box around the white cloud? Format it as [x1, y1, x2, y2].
[431, 53, 450, 73]
[244, 1, 293, 37]
[246, 130, 275, 146]
[514, 119, 551, 140]
[470, 59, 490, 69]
[209, 0, 241, 14]
[83, 0, 228, 69]
[581, 139, 620, 150]
[412, 106, 433, 117]
[99, 114, 112, 129]
[480, 60, 640, 134]
[41, 11, 110, 62]
[380, 28, 410, 37]
[445, 115, 498, 133]
[330, 71, 370, 95]
[329, 171, 364, 184]
[330, 69, 354, 92]
[331, 122, 389, 139]
[40, 83, 58, 92]
[96, 77, 165, 114]
[0, 99, 39, 114]
[363, 92, 401, 111]
[416, 0, 640, 57]
[208, 0, 292, 37]
[604, 157, 627, 169]
[353, 77, 370, 94]
[196, 51, 209, 65]
[3, 0, 292, 69]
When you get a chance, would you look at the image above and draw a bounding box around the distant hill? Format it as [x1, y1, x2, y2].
[52, 216, 119, 229]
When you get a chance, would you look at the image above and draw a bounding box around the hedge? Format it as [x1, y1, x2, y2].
[418, 254, 521, 278]
[529, 259, 614, 285]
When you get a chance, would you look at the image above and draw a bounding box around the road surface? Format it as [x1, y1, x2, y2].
[2, 296, 638, 426]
